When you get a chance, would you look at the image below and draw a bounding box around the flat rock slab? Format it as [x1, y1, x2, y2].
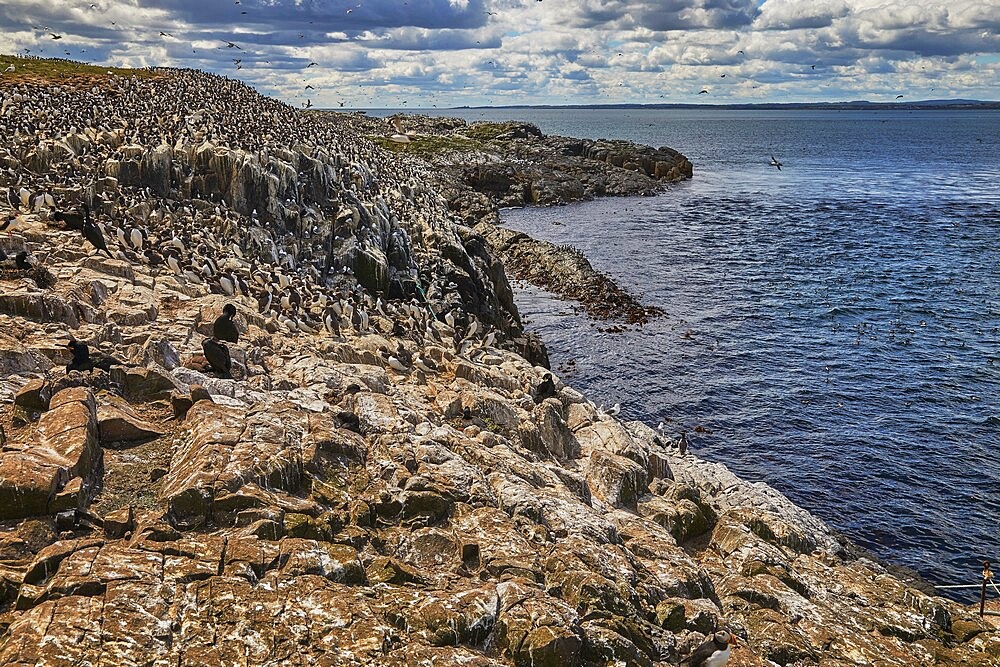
[159, 401, 314, 527]
[0, 387, 98, 520]
[97, 394, 164, 443]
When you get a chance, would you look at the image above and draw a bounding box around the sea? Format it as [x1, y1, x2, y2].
[373, 107, 1000, 598]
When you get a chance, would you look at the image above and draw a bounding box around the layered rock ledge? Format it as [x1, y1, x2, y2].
[0, 60, 997, 666]
[352, 114, 688, 324]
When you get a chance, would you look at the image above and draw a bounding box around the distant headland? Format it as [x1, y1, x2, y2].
[452, 99, 1000, 111]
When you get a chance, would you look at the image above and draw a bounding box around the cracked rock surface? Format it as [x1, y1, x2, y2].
[0, 63, 997, 666]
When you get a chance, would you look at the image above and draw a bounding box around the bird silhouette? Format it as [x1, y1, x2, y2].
[81, 205, 112, 258]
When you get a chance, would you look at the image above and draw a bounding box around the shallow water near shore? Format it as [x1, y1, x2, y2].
[421, 107, 1000, 598]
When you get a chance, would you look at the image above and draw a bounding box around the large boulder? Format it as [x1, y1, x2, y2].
[0, 387, 98, 519]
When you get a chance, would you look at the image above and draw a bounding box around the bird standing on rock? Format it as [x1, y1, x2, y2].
[533, 373, 556, 403]
[52, 207, 88, 230]
[213, 303, 239, 343]
[202, 338, 232, 376]
[14, 251, 33, 270]
[681, 630, 737, 666]
[81, 205, 112, 258]
[0, 215, 19, 237]
[66, 339, 120, 372]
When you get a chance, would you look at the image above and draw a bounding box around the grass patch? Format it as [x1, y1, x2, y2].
[0, 55, 157, 85]
[464, 122, 514, 141]
[371, 134, 484, 157]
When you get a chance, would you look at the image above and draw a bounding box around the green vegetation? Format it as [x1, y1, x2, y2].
[0, 55, 156, 83]
[446, 415, 505, 435]
[464, 122, 514, 141]
[371, 134, 483, 157]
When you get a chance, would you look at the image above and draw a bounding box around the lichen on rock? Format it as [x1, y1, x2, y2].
[0, 60, 995, 667]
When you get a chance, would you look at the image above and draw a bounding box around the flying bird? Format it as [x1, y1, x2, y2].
[769, 155, 783, 170]
[225, 41, 242, 49]
[895, 94, 904, 99]
[159, 31, 173, 38]
[50, 33, 62, 40]
[698, 89, 709, 94]
[307, 62, 318, 67]
[305, 84, 314, 90]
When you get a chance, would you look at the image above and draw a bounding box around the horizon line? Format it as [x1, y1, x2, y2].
[342, 98, 1000, 111]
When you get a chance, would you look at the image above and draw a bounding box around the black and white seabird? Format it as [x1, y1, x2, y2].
[1, 215, 19, 236]
[681, 630, 737, 667]
[202, 338, 232, 376]
[769, 155, 783, 170]
[213, 303, 239, 344]
[414, 353, 438, 374]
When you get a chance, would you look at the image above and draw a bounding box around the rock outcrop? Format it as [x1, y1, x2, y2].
[0, 59, 996, 667]
[357, 114, 689, 323]
[369, 117, 693, 216]
[478, 223, 663, 325]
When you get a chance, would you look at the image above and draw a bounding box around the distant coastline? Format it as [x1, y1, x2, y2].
[448, 99, 1000, 111]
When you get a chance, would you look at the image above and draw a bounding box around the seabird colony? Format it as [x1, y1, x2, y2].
[0, 64, 517, 374]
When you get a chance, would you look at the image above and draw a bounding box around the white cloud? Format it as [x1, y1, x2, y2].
[0, 0, 996, 105]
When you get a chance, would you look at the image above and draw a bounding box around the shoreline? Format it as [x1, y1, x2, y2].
[0, 59, 997, 665]
[337, 111, 690, 325]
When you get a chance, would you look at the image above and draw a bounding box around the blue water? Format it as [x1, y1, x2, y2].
[397, 108, 1000, 596]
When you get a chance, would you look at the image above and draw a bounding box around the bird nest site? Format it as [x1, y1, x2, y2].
[0, 59, 996, 666]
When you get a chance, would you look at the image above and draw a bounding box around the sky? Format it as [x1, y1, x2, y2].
[0, 0, 998, 108]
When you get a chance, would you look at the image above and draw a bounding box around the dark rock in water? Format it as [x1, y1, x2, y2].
[478, 223, 662, 324]
[359, 114, 683, 323]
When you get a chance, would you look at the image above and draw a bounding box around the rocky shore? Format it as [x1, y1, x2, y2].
[0, 60, 998, 666]
[353, 114, 689, 324]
